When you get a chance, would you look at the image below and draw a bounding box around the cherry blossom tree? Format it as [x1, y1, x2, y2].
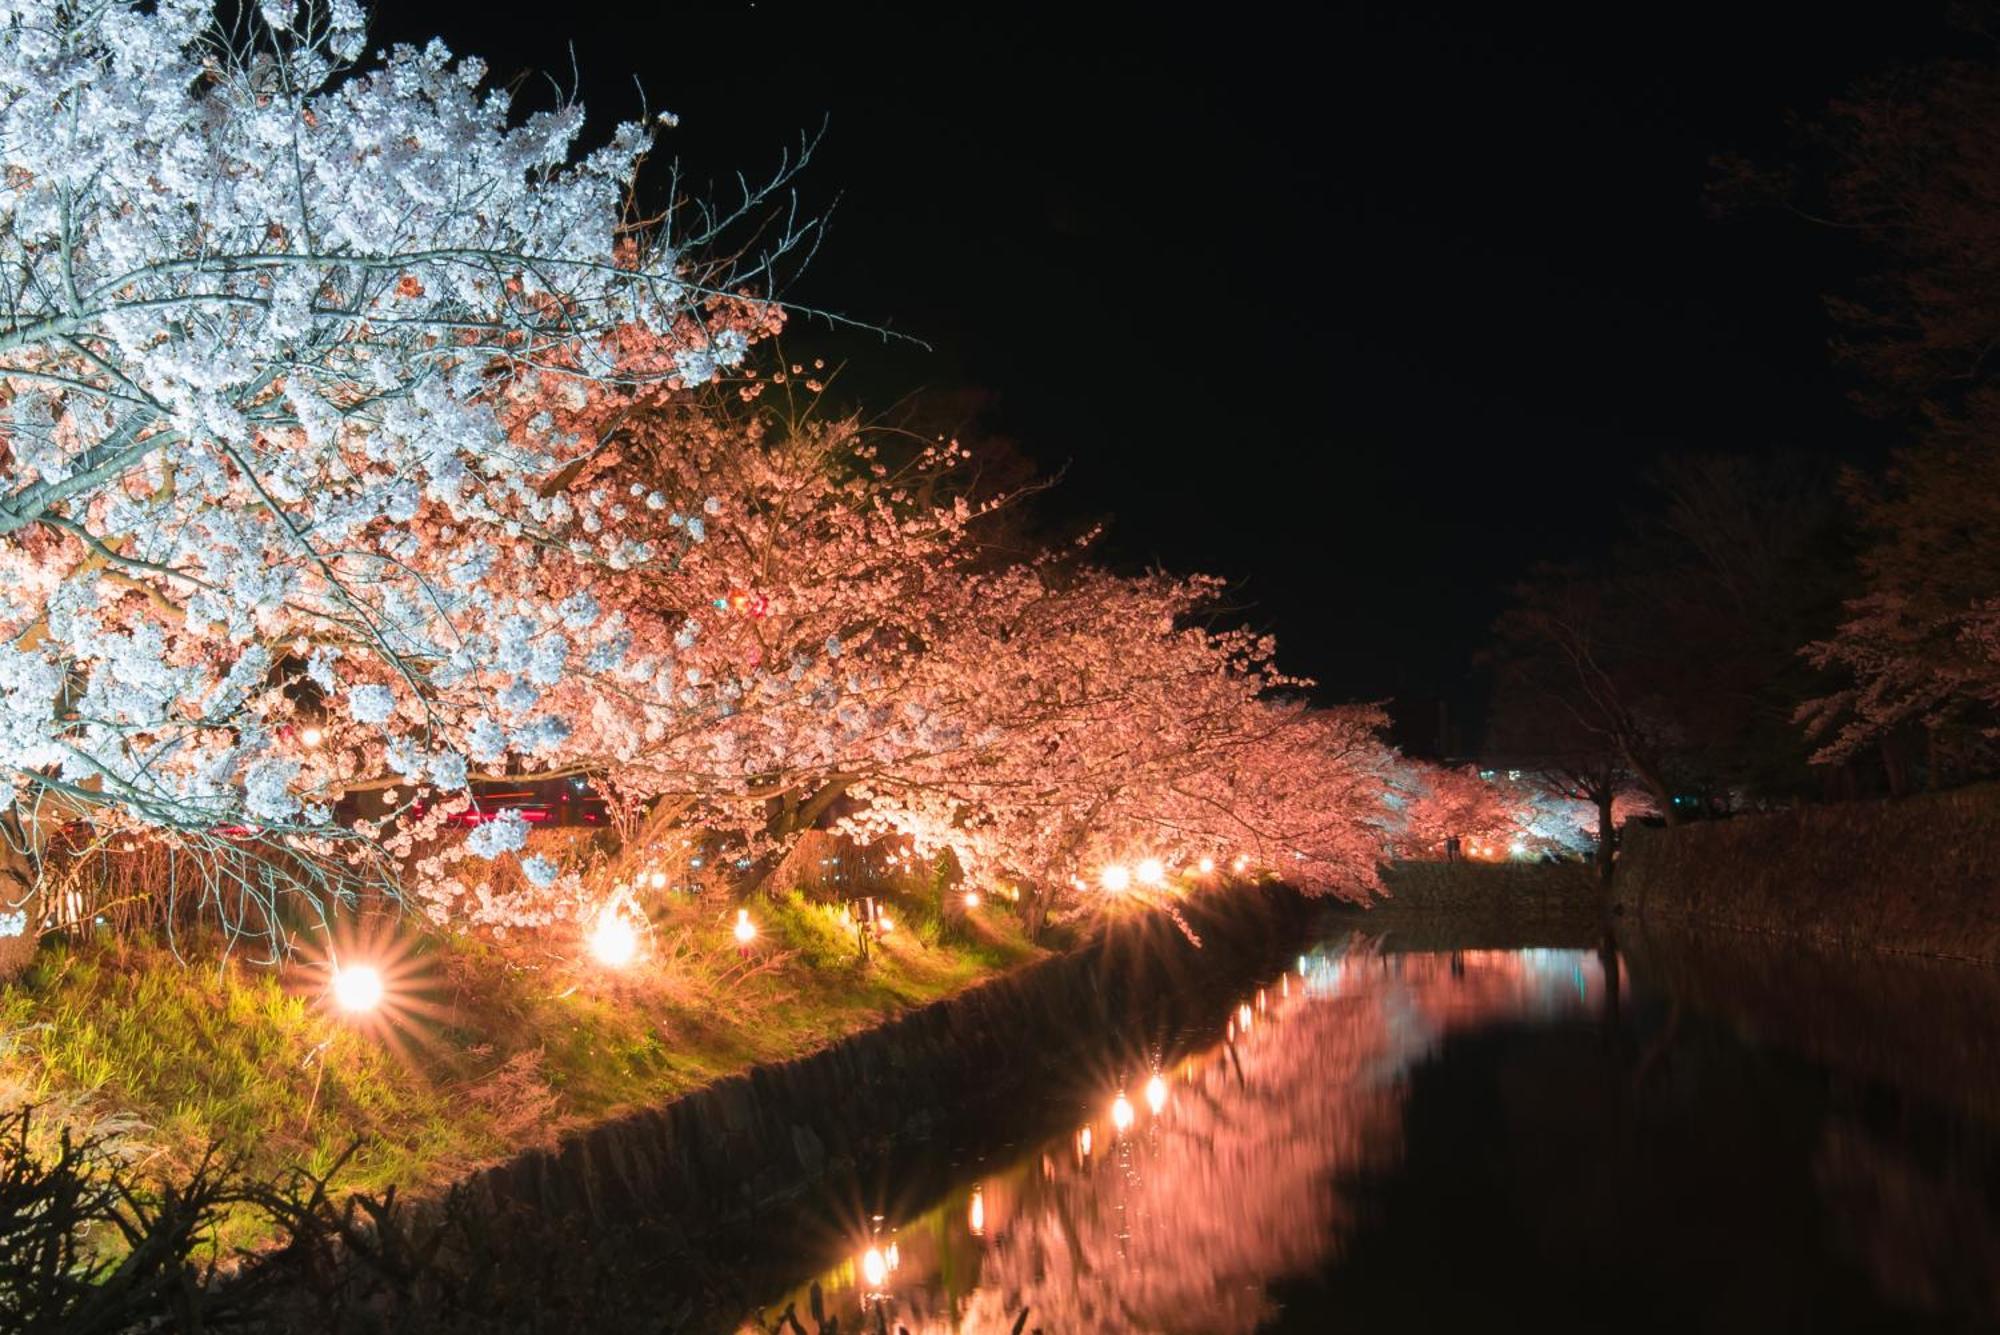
[830, 567, 1402, 933]
[0, 0, 799, 944]
[1388, 761, 1526, 859]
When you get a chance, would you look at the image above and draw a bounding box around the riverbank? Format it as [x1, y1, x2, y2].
[1617, 783, 2000, 963]
[224, 882, 1316, 1332]
[0, 888, 1041, 1254]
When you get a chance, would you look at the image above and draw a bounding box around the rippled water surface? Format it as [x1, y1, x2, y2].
[725, 926, 2000, 1333]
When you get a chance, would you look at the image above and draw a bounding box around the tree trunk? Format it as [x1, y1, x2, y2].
[1022, 883, 1050, 943]
[0, 835, 37, 980]
[731, 777, 855, 900]
[1882, 735, 1911, 798]
[1594, 788, 1617, 891]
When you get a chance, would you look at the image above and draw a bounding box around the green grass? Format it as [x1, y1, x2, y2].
[0, 884, 1040, 1251]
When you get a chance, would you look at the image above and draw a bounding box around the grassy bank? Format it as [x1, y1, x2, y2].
[0, 889, 1040, 1251]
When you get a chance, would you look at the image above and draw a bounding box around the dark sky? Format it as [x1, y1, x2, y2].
[379, 2, 1959, 750]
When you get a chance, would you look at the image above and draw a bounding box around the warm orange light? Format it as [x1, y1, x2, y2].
[1197, 856, 1215, 874]
[1100, 864, 1132, 893]
[963, 889, 981, 910]
[1145, 1072, 1168, 1114]
[1111, 1092, 1135, 1132]
[649, 870, 668, 890]
[861, 1246, 888, 1288]
[300, 725, 324, 749]
[1231, 854, 1250, 874]
[733, 908, 756, 944]
[588, 910, 639, 968]
[331, 963, 383, 1013]
[969, 1186, 986, 1236]
[1135, 857, 1165, 886]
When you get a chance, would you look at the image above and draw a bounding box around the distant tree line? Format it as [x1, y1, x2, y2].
[1487, 26, 2000, 816]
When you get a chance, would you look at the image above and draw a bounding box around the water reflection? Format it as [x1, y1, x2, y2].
[741, 940, 1610, 1333]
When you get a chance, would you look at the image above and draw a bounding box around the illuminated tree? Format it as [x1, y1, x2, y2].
[0, 0, 798, 940]
[1389, 761, 1525, 859]
[834, 569, 1400, 932]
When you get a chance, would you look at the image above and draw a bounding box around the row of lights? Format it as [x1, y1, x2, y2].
[327, 903, 765, 1014]
[330, 846, 1281, 1015]
[1097, 852, 1255, 894]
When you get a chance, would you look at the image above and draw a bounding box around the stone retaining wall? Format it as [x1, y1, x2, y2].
[1371, 859, 1600, 917]
[1617, 784, 2000, 963]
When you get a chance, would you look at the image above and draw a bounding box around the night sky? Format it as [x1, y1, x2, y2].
[381, 2, 1961, 750]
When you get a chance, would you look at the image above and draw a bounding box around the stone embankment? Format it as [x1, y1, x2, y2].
[1617, 784, 2000, 964]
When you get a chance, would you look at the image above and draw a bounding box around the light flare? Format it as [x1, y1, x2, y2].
[331, 963, 383, 1013]
[588, 909, 639, 968]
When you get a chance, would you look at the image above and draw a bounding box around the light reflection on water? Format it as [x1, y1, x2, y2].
[739, 940, 1610, 1333]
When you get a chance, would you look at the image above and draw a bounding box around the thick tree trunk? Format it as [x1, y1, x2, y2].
[1022, 883, 1051, 943]
[1882, 736, 1911, 798]
[1594, 789, 1617, 891]
[731, 777, 855, 900]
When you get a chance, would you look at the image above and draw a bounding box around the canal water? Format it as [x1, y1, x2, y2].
[719, 923, 2000, 1333]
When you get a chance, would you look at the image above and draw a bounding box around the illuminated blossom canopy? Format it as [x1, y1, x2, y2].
[0, 0, 787, 917]
[0, 0, 1442, 947]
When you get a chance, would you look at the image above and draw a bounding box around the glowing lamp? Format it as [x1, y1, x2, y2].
[969, 1187, 985, 1236]
[861, 1246, 888, 1289]
[300, 725, 324, 749]
[1145, 1072, 1168, 1115]
[1238, 1002, 1254, 1032]
[878, 914, 895, 934]
[1197, 856, 1215, 874]
[649, 870, 668, 890]
[963, 889, 981, 910]
[1135, 858, 1165, 886]
[1111, 1092, 1135, 1132]
[331, 963, 384, 1013]
[1231, 855, 1250, 874]
[1099, 864, 1132, 893]
[733, 908, 756, 945]
[588, 910, 639, 968]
